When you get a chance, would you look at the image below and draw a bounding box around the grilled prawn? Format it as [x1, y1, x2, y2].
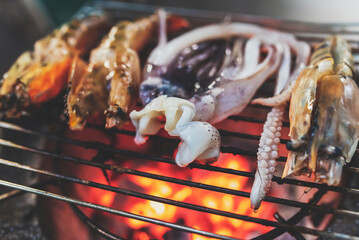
[67, 11, 188, 130]
[283, 35, 359, 185]
[0, 14, 108, 118]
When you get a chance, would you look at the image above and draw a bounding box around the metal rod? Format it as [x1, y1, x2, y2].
[0, 179, 239, 240]
[0, 157, 301, 227]
[252, 189, 327, 240]
[273, 212, 306, 240]
[0, 123, 356, 195]
[67, 198, 125, 240]
[0, 179, 57, 202]
[0, 140, 359, 220]
[98, 0, 359, 35]
[0, 179, 356, 239]
[1, 138, 359, 219]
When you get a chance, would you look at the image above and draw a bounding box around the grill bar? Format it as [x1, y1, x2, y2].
[0, 121, 358, 195]
[0, 160, 357, 240]
[100, 1, 359, 36]
[1, 137, 359, 219]
[273, 212, 306, 240]
[0, 179, 56, 202]
[92, 124, 359, 174]
[0, 179, 238, 240]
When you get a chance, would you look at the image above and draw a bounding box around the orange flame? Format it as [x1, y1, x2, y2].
[63, 126, 276, 240]
[120, 153, 276, 239]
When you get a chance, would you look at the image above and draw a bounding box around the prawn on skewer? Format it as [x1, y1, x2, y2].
[283, 36, 359, 185]
[0, 14, 108, 118]
[67, 10, 188, 130]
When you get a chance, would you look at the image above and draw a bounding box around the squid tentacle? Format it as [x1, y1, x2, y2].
[251, 78, 295, 107]
[130, 96, 221, 167]
[250, 105, 284, 210]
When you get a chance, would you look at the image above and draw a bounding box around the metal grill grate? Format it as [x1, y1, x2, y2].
[1, 2, 359, 240]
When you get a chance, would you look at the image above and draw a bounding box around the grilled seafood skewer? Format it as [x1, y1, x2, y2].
[284, 35, 359, 185]
[67, 13, 160, 130]
[67, 10, 188, 130]
[0, 14, 108, 118]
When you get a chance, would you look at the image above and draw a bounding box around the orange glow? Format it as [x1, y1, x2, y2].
[99, 192, 115, 206]
[138, 232, 150, 240]
[28, 57, 71, 103]
[122, 153, 276, 239]
[76, 152, 276, 239]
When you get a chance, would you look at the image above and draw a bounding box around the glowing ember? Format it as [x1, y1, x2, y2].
[61, 127, 277, 239]
[121, 153, 276, 239]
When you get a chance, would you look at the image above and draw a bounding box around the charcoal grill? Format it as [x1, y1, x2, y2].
[1, 1, 359, 239]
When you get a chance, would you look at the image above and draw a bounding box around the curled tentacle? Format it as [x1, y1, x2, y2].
[250, 106, 284, 210]
[251, 41, 311, 107]
[141, 22, 309, 126]
[250, 40, 310, 210]
[129, 95, 220, 167]
[176, 121, 220, 167]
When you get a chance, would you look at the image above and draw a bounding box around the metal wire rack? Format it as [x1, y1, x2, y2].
[1, 1, 359, 240]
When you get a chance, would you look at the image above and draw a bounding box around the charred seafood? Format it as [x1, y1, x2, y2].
[66, 13, 159, 130]
[67, 10, 188, 130]
[0, 14, 108, 118]
[283, 35, 359, 186]
[131, 21, 309, 168]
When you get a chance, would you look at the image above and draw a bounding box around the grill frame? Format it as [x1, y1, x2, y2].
[1, 1, 359, 239]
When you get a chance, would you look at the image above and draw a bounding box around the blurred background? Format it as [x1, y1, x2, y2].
[1, 0, 359, 75]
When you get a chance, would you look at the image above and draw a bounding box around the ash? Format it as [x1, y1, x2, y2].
[0, 193, 46, 240]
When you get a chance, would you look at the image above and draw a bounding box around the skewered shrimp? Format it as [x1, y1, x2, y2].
[67, 10, 188, 130]
[0, 14, 108, 118]
[283, 35, 359, 185]
[67, 13, 159, 130]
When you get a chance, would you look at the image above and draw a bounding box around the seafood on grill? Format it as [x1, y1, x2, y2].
[139, 22, 309, 124]
[0, 14, 108, 118]
[250, 39, 310, 210]
[134, 21, 310, 194]
[130, 95, 221, 167]
[67, 12, 160, 130]
[67, 10, 188, 130]
[282, 35, 359, 186]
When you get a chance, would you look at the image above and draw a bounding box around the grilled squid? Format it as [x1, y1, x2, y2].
[134, 21, 310, 188]
[140, 22, 309, 124]
[283, 35, 359, 186]
[0, 14, 108, 118]
[130, 95, 220, 167]
[250, 41, 310, 210]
